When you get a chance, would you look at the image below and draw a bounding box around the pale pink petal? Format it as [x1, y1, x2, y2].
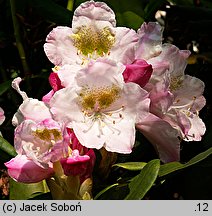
[172, 75, 205, 109]
[103, 117, 136, 153]
[12, 98, 52, 126]
[0, 107, 5, 125]
[14, 119, 68, 168]
[42, 90, 55, 104]
[73, 120, 106, 150]
[14, 120, 35, 154]
[136, 114, 181, 163]
[121, 82, 150, 123]
[50, 87, 84, 123]
[44, 26, 80, 65]
[183, 112, 206, 141]
[72, 0, 116, 31]
[135, 22, 163, 60]
[73, 117, 135, 154]
[148, 76, 174, 115]
[76, 58, 125, 87]
[149, 44, 190, 77]
[189, 95, 206, 113]
[164, 109, 206, 142]
[4, 155, 54, 183]
[162, 109, 191, 139]
[57, 64, 81, 87]
[12, 77, 28, 100]
[110, 27, 138, 64]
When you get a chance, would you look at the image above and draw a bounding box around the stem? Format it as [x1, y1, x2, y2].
[10, 0, 30, 77]
[67, 0, 74, 11]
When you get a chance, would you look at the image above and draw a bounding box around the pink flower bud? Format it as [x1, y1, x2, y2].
[49, 72, 63, 92]
[123, 59, 153, 87]
[60, 150, 90, 176]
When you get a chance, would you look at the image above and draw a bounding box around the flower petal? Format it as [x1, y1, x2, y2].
[44, 26, 80, 65]
[135, 22, 163, 60]
[12, 98, 52, 126]
[72, 0, 116, 31]
[136, 113, 181, 163]
[57, 64, 82, 87]
[0, 107, 5, 125]
[4, 155, 54, 183]
[110, 27, 138, 64]
[60, 149, 90, 176]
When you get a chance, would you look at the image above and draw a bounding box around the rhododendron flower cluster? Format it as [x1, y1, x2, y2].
[4, 0, 206, 199]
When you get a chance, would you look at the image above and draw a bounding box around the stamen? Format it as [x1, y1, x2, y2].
[71, 25, 115, 58]
[52, 66, 60, 72]
[33, 128, 62, 142]
[79, 85, 121, 111]
[169, 76, 183, 91]
[79, 84, 124, 137]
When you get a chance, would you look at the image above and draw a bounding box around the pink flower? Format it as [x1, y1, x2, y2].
[123, 59, 153, 87]
[147, 45, 206, 141]
[129, 22, 207, 163]
[0, 107, 5, 125]
[44, 1, 138, 66]
[4, 155, 54, 183]
[50, 59, 150, 153]
[14, 118, 69, 168]
[10, 77, 69, 169]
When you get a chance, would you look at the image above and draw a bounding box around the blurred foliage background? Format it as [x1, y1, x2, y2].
[0, 0, 212, 199]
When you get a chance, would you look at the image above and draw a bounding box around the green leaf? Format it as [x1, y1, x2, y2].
[94, 183, 119, 200]
[125, 159, 160, 200]
[0, 136, 17, 157]
[113, 162, 147, 171]
[116, 11, 144, 29]
[9, 179, 49, 200]
[159, 147, 212, 177]
[0, 80, 12, 96]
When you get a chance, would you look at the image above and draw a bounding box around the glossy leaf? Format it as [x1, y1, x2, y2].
[113, 162, 147, 171]
[125, 159, 160, 200]
[159, 147, 212, 177]
[9, 179, 49, 200]
[116, 11, 144, 29]
[0, 136, 17, 157]
[94, 183, 119, 200]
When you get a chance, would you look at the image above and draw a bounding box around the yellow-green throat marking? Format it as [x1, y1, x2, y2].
[71, 26, 115, 57]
